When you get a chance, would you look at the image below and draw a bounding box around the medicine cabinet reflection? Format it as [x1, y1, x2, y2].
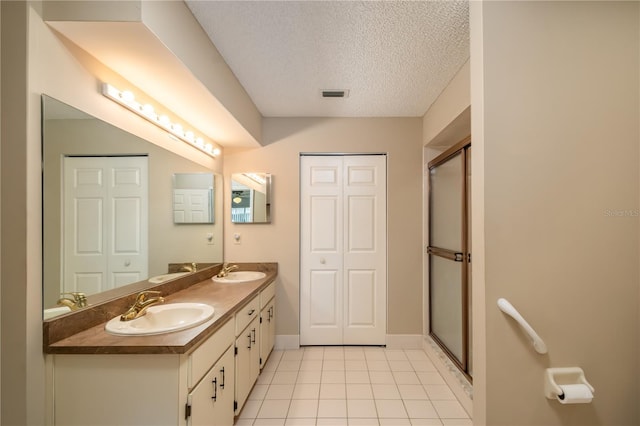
[231, 173, 272, 223]
[173, 173, 214, 224]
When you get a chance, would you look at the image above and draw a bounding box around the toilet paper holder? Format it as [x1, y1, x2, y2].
[544, 367, 594, 400]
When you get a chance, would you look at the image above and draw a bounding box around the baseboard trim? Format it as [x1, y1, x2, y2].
[422, 336, 473, 416]
[275, 335, 300, 350]
[385, 334, 423, 349]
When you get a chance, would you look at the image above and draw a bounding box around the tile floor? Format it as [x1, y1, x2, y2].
[234, 346, 471, 426]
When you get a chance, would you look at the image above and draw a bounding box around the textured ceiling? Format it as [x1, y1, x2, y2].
[186, 1, 469, 118]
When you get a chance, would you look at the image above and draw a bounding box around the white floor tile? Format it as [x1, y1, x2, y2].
[347, 383, 374, 399]
[317, 399, 347, 418]
[324, 359, 346, 371]
[266, 384, 295, 400]
[346, 360, 369, 371]
[285, 419, 316, 426]
[371, 384, 401, 400]
[317, 418, 348, 425]
[239, 346, 469, 426]
[346, 371, 371, 384]
[375, 400, 408, 419]
[384, 350, 408, 361]
[296, 370, 322, 384]
[440, 419, 472, 426]
[292, 383, 320, 399]
[410, 361, 437, 373]
[349, 419, 380, 426]
[300, 360, 323, 371]
[397, 384, 428, 400]
[250, 384, 269, 400]
[369, 371, 395, 384]
[347, 399, 378, 418]
[281, 349, 305, 361]
[239, 399, 262, 419]
[392, 372, 420, 385]
[416, 372, 445, 386]
[410, 420, 443, 426]
[272, 371, 299, 384]
[278, 360, 302, 372]
[403, 400, 439, 418]
[287, 399, 318, 418]
[367, 360, 391, 371]
[320, 383, 347, 399]
[257, 400, 290, 419]
[389, 360, 413, 372]
[424, 385, 456, 401]
[431, 401, 469, 419]
[322, 370, 346, 383]
[379, 419, 411, 425]
[254, 419, 286, 426]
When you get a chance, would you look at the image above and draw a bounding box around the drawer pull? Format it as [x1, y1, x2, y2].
[220, 367, 225, 389]
[211, 377, 217, 401]
[251, 328, 256, 344]
[247, 334, 252, 349]
[248, 309, 255, 316]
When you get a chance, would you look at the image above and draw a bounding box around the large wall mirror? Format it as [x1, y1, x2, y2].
[231, 173, 272, 223]
[42, 95, 223, 318]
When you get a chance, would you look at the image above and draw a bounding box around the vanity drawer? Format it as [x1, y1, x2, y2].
[235, 296, 259, 336]
[189, 319, 234, 388]
[260, 281, 275, 308]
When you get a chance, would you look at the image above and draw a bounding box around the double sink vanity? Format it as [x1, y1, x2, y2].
[44, 263, 277, 426]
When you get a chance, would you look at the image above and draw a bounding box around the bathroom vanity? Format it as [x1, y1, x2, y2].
[44, 264, 277, 426]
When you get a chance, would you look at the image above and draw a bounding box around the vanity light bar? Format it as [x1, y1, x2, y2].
[102, 83, 221, 158]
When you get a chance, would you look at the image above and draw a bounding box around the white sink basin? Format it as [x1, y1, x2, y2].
[105, 303, 215, 336]
[211, 271, 266, 283]
[148, 272, 190, 284]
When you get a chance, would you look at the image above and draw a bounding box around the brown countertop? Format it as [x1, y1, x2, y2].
[44, 263, 277, 355]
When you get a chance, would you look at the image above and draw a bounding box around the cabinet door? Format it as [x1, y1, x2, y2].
[235, 316, 258, 415]
[188, 347, 234, 426]
[260, 299, 275, 369]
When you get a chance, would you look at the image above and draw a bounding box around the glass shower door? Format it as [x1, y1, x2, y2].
[428, 142, 471, 377]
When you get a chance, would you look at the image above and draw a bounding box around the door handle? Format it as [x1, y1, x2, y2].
[211, 377, 217, 401]
[220, 366, 225, 389]
[251, 328, 256, 344]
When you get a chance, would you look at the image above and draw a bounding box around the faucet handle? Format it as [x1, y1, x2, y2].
[136, 290, 162, 302]
[60, 292, 88, 308]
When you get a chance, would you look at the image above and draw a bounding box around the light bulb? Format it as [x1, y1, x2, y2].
[204, 143, 213, 153]
[158, 115, 170, 126]
[172, 123, 183, 135]
[195, 137, 204, 148]
[185, 131, 194, 142]
[213, 148, 221, 157]
[141, 104, 154, 115]
[121, 91, 135, 103]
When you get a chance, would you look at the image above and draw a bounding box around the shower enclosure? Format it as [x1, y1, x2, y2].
[427, 137, 472, 379]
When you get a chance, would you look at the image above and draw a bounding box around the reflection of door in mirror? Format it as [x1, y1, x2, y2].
[63, 156, 148, 295]
[173, 173, 214, 224]
[231, 173, 271, 223]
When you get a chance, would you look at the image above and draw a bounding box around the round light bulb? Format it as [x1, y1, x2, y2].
[172, 123, 183, 135]
[121, 91, 135, 103]
[159, 115, 170, 126]
[141, 104, 154, 115]
[185, 131, 195, 142]
[204, 143, 213, 153]
[195, 137, 204, 148]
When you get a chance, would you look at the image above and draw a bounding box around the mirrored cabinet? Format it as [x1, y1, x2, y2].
[231, 173, 272, 223]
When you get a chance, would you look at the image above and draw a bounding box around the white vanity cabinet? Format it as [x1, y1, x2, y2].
[51, 319, 235, 426]
[260, 281, 276, 369]
[234, 295, 261, 415]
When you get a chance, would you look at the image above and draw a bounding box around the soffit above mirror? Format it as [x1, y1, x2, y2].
[43, 0, 262, 149]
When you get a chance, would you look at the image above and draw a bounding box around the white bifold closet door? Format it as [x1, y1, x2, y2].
[300, 155, 387, 346]
[63, 156, 148, 295]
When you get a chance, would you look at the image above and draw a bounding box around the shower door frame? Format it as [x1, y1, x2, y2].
[427, 136, 471, 380]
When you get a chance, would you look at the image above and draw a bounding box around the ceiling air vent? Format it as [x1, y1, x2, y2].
[321, 89, 350, 98]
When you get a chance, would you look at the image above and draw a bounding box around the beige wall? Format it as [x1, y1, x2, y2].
[224, 117, 423, 338]
[474, 1, 639, 424]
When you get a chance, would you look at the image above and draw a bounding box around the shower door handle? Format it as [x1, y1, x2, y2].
[427, 246, 464, 262]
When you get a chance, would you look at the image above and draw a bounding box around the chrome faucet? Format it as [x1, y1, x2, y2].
[120, 290, 165, 321]
[216, 262, 239, 278]
[57, 292, 87, 310]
